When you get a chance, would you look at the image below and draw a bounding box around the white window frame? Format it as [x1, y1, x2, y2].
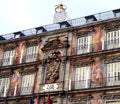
[20, 74, 35, 95]
[77, 35, 92, 54]
[107, 62, 120, 86]
[2, 50, 15, 66]
[106, 29, 120, 49]
[0, 78, 10, 97]
[74, 66, 90, 89]
[25, 45, 39, 63]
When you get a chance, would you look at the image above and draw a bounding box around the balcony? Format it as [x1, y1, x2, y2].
[0, 86, 34, 98]
[0, 54, 39, 68]
[23, 54, 38, 63]
[20, 86, 33, 95]
[71, 76, 120, 91]
[0, 57, 14, 66]
[0, 88, 9, 97]
[72, 40, 120, 56]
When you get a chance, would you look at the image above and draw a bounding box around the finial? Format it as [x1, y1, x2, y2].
[55, 1, 66, 12]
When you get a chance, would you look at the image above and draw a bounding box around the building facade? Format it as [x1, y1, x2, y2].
[0, 7, 120, 104]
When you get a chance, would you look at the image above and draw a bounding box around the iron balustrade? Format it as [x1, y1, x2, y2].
[1, 57, 14, 66]
[24, 53, 38, 63]
[0, 77, 120, 97]
[0, 40, 120, 67]
[0, 88, 9, 97]
[0, 86, 34, 97]
[23, 53, 38, 63]
[71, 76, 120, 90]
[20, 86, 33, 95]
[73, 40, 120, 55]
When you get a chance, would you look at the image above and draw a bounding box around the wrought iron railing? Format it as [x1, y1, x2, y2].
[20, 86, 33, 95]
[0, 77, 120, 97]
[72, 40, 120, 55]
[0, 40, 120, 67]
[1, 57, 14, 66]
[0, 88, 9, 97]
[70, 76, 120, 90]
[0, 86, 34, 97]
[23, 54, 38, 63]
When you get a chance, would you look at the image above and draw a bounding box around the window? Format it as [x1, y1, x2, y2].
[0, 78, 10, 97]
[20, 74, 35, 95]
[106, 29, 120, 49]
[77, 36, 92, 54]
[25, 46, 38, 63]
[74, 66, 90, 89]
[107, 62, 120, 86]
[2, 50, 15, 66]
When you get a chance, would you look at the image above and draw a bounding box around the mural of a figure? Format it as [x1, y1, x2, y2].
[91, 57, 104, 86]
[90, 93, 103, 104]
[92, 26, 103, 52]
[9, 70, 20, 96]
[91, 99, 103, 104]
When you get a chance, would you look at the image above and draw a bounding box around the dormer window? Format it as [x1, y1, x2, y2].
[85, 15, 97, 23]
[14, 31, 25, 39]
[35, 26, 47, 34]
[113, 9, 120, 17]
[59, 21, 71, 28]
[0, 36, 6, 40]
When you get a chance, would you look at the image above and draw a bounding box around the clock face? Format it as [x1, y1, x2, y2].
[53, 11, 67, 23]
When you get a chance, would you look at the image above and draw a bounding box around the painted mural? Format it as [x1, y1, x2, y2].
[9, 70, 21, 96]
[90, 93, 103, 104]
[91, 57, 104, 87]
[92, 26, 103, 52]
[14, 42, 25, 64]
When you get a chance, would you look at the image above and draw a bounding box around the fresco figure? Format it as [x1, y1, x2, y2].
[92, 26, 103, 52]
[90, 93, 103, 104]
[9, 70, 20, 96]
[91, 57, 104, 86]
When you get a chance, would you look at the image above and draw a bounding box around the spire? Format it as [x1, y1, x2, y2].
[53, 1, 69, 23]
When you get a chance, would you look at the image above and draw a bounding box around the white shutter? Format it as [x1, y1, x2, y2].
[106, 29, 120, 49]
[74, 66, 90, 89]
[21, 74, 35, 95]
[25, 46, 38, 62]
[119, 30, 120, 47]
[0, 78, 10, 97]
[9, 50, 15, 65]
[2, 50, 15, 66]
[109, 32, 112, 49]
[107, 62, 120, 86]
[77, 35, 91, 55]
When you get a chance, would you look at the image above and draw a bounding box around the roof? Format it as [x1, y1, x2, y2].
[0, 8, 120, 41]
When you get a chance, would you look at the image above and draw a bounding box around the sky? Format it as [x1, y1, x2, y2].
[0, 0, 120, 35]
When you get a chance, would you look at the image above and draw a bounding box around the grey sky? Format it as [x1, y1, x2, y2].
[0, 0, 120, 35]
